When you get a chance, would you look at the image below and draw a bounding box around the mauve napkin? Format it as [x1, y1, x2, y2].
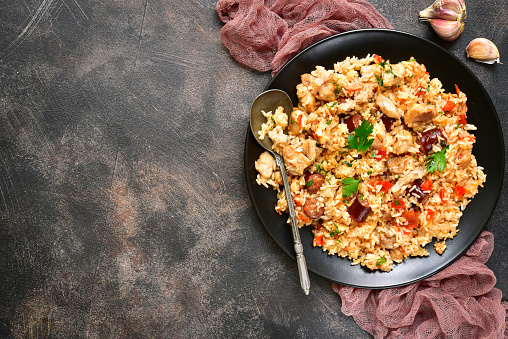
[333, 231, 508, 338]
[216, 1, 508, 337]
[216, 0, 392, 75]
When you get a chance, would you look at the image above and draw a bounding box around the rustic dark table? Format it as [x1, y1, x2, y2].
[0, 0, 506, 338]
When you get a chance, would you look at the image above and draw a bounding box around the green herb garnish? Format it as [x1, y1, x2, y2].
[306, 179, 314, 187]
[330, 222, 344, 237]
[376, 256, 387, 267]
[341, 177, 360, 198]
[375, 74, 384, 87]
[425, 145, 449, 173]
[348, 120, 374, 152]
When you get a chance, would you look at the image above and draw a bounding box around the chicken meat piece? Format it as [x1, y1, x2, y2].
[282, 145, 311, 176]
[316, 80, 336, 102]
[301, 73, 313, 87]
[382, 63, 405, 87]
[288, 109, 307, 135]
[376, 93, 401, 119]
[380, 233, 396, 249]
[392, 130, 415, 154]
[255, 151, 276, 179]
[296, 83, 317, 112]
[390, 248, 404, 262]
[456, 144, 473, 169]
[302, 138, 321, 164]
[371, 136, 383, 150]
[360, 64, 378, 77]
[387, 156, 406, 174]
[405, 103, 437, 127]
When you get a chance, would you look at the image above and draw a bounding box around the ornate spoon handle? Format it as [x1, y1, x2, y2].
[275, 153, 310, 295]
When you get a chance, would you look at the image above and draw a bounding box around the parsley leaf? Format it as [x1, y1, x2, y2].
[341, 177, 360, 198]
[425, 145, 449, 172]
[375, 74, 384, 87]
[306, 179, 314, 187]
[348, 120, 374, 152]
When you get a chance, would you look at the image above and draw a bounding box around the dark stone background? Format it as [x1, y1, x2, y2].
[0, 0, 506, 338]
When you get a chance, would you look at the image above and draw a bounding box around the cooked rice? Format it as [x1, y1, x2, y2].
[255, 55, 485, 272]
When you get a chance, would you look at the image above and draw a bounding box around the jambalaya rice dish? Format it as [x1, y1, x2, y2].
[254, 54, 485, 272]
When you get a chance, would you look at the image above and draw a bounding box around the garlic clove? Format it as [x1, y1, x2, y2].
[466, 38, 501, 64]
[428, 19, 464, 41]
[419, 0, 466, 21]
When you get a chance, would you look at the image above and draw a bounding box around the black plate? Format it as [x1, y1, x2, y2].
[244, 29, 504, 288]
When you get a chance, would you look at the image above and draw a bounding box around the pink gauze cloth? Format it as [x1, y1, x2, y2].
[216, 0, 393, 75]
[333, 231, 508, 339]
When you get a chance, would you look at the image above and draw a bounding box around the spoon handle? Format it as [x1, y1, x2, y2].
[275, 153, 310, 295]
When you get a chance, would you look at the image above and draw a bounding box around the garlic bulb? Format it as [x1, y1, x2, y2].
[419, 0, 466, 41]
[466, 38, 501, 64]
[428, 19, 464, 41]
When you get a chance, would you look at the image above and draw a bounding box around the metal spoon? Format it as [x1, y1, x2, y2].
[250, 89, 311, 295]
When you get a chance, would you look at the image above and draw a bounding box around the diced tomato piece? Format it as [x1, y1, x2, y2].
[439, 188, 449, 203]
[313, 234, 325, 246]
[375, 147, 389, 160]
[455, 84, 461, 96]
[397, 226, 411, 235]
[391, 198, 405, 210]
[459, 115, 467, 125]
[373, 54, 384, 64]
[416, 87, 427, 96]
[458, 134, 476, 142]
[426, 208, 435, 220]
[297, 114, 303, 130]
[441, 100, 456, 112]
[376, 180, 393, 194]
[421, 179, 433, 191]
[454, 185, 468, 199]
[402, 210, 419, 228]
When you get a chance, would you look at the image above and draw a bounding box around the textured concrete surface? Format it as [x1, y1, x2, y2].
[0, 0, 506, 338]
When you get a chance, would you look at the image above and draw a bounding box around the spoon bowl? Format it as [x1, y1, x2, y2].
[249, 89, 311, 295]
[250, 89, 294, 150]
